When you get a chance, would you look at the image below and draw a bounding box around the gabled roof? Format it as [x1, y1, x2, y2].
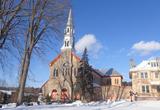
[49, 52, 80, 66]
[105, 68, 122, 77]
[50, 54, 61, 66]
[96, 68, 122, 78]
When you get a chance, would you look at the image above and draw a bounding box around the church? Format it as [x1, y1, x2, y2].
[41, 9, 123, 101]
[41, 9, 81, 101]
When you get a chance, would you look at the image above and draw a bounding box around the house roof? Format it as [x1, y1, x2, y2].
[105, 68, 122, 77]
[96, 68, 122, 78]
[129, 58, 160, 72]
[91, 69, 103, 78]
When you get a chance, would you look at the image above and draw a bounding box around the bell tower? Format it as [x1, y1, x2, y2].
[61, 9, 75, 52]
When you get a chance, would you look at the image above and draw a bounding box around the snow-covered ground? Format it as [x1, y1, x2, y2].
[0, 100, 160, 110]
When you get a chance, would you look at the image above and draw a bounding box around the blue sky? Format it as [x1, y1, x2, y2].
[73, 0, 160, 79]
[1, 0, 160, 87]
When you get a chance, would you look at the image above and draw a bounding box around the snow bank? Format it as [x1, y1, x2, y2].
[2, 103, 16, 109]
[0, 100, 160, 110]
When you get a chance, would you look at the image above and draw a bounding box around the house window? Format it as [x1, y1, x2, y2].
[157, 86, 160, 92]
[114, 79, 119, 84]
[142, 85, 150, 93]
[141, 73, 144, 78]
[141, 72, 148, 79]
[155, 72, 159, 78]
[117, 79, 119, 84]
[145, 72, 148, 78]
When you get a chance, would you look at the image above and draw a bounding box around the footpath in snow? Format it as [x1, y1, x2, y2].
[0, 100, 160, 110]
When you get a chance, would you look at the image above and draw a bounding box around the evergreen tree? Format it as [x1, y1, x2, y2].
[76, 48, 94, 101]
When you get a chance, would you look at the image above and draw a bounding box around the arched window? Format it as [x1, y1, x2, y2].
[67, 28, 70, 32]
[53, 69, 58, 78]
[67, 41, 69, 46]
[56, 69, 58, 77]
[65, 41, 67, 47]
[62, 68, 65, 76]
[53, 69, 56, 78]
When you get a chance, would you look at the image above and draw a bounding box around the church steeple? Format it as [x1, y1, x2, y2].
[61, 9, 75, 52]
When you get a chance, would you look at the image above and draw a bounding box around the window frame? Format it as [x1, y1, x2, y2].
[155, 72, 159, 79]
[53, 69, 58, 78]
[140, 72, 148, 79]
[141, 85, 150, 93]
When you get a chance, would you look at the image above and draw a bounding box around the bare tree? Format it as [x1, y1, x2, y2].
[0, 0, 25, 70]
[0, 0, 25, 48]
[16, 0, 70, 105]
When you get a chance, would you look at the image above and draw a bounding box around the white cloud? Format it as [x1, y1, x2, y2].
[75, 34, 103, 57]
[131, 41, 160, 55]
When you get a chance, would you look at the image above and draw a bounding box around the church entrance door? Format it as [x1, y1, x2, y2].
[61, 88, 69, 102]
[51, 89, 57, 101]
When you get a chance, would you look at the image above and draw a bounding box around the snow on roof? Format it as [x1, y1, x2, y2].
[130, 58, 160, 72]
[0, 90, 13, 95]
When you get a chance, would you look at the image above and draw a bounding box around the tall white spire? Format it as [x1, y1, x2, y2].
[67, 9, 73, 26]
[61, 9, 75, 52]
